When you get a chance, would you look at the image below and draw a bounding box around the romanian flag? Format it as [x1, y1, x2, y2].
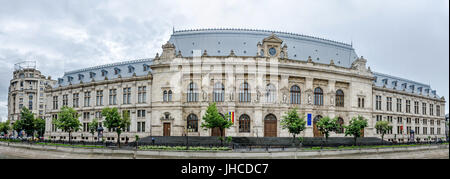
[229, 112, 235, 123]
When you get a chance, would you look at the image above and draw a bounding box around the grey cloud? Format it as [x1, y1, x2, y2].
[0, 0, 448, 121]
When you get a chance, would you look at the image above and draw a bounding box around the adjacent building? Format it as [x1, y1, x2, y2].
[7, 28, 447, 142]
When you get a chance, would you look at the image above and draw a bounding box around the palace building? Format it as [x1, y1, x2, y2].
[7, 28, 446, 142]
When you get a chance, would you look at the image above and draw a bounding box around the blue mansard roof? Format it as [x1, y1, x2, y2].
[56, 58, 153, 87]
[373, 72, 440, 98]
[169, 28, 358, 68]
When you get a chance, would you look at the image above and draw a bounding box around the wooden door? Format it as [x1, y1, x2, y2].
[163, 123, 171, 136]
[211, 127, 225, 137]
[264, 120, 277, 137]
[313, 116, 324, 137]
[264, 114, 277, 137]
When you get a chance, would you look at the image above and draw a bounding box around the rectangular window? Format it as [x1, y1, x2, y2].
[423, 127, 428, 135]
[53, 96, 58, 110]
[96, 90, 103, 106]
[429, 104, 434, 116]
[138, 86, 147, 103]
[137, 110, 146, 118]
[397, 117, 403, 124]
[414, 101, 419, 114]
[406, 100, 411, 113]
[415, 127, 420, 135]
[436, 105, 440, 116]
[358, 98, 365, 108]
[387, 116, 393, 123]
[137, 122, 145, 133]
[386, 97, 392, 111]
[406, 118, 411, 124]
[73, 93, 79, 108]
[422, 103, 427, 115]
[62, 94, 68, 106]
[376, 115, 382, 122]
[376, 95, 382, 110]
[109, 89, 117, 105]
[84, 92, 91, 107]
[423, 119, 427, 125]
[123, 88, 131, 104]
[83, 112, 90, 120]
[396, 98, 402, 112]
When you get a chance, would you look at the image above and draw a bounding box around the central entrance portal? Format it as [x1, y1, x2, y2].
[264, 114, 277, 137]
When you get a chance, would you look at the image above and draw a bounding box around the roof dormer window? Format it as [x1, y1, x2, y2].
[67, 76, 74, 82]
[143, 64, 150, 71]
[78, 74, 84, 80]
[101, 69, 108, 76]
[114, 67, 121, 75]
[90, 72, 96, 78]
[128, 65, 135, 73]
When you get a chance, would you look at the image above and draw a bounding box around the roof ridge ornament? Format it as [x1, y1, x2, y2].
[202, 50, 208, 57]
[176, 50, 183, 58]
[229, 50, 236, 57]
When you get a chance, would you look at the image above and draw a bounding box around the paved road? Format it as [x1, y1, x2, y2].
[1, 145, 448, 159]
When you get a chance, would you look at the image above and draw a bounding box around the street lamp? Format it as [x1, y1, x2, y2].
[97, 125, 104, 143]
[186, 120, 189, 150]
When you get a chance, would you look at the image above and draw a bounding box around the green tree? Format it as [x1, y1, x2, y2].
[20, 107, 36, 140]
[280, 108, 306, 145]
[34, 118, 46, 139]
[201, 103, 232, 145]
[0, 120, 11, 136]
[88, 118, 99, 142]
[375, 121, 392, 144]
[344, 115, 368, 146]
[13, 119, 23, 137]
[54, 106, 82, 144]
[102, 107, 130, 148]
[316, 116, 340, 145]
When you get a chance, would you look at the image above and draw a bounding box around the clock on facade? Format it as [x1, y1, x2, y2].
[269, 47, 277, 56]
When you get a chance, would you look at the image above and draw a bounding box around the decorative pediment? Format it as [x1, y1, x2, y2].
[263, 34, 283, 43]
[160, 112, 174, 121]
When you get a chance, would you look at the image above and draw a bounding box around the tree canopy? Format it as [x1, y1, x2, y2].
[316, 116, 340, 142]
[201, 103, 232, 136]
[280, 108, 306, 143]
[54, 106, 81, 143]
[344, 115, 368, 145]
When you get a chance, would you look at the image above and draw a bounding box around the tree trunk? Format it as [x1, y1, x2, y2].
[354, 136, 357, 146]
[219, 128, 223, 146]
[69, 132, 72, 144]
[117, 132, 121, 148]
[381, 133, 384, 145]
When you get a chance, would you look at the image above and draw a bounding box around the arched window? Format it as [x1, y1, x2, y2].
[168, 90, 172, 102]
[163, 90, 168, 102]
[187, 114, 198, 132]
[239, 82, 251, 103]
[239, 114, 251, 133]
[213, 82, 225, 102]
[265, 83, 277, 103]
[187, 82, 198, 102]
[337, 118, 344, 134]
[290, 85, 301, 104]
[336, 89, 344, 107]
[314, 87, 323, 106]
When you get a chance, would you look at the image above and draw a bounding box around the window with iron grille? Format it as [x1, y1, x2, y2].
[187, 82, 199, 102]
[239, 82, 251, 103]
[239, 114, 251, 133]
[290, 85, 301, 104]
[314, 87, 323, 106]
[336, 90, 344, 107]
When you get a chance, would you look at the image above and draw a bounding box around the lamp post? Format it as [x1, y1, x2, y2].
[97, 125, 104, 143]
[186, 120, 189, 150]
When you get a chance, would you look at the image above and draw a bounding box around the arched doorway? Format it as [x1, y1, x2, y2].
[313, 115, 324, 137]
[264, 114, 277, 137]
[212, 113, 226, 137]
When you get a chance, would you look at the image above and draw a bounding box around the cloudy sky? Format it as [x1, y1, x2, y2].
[0, 0, 448, 121]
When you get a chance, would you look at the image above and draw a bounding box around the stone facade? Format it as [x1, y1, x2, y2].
[7, 29, 446, 143]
